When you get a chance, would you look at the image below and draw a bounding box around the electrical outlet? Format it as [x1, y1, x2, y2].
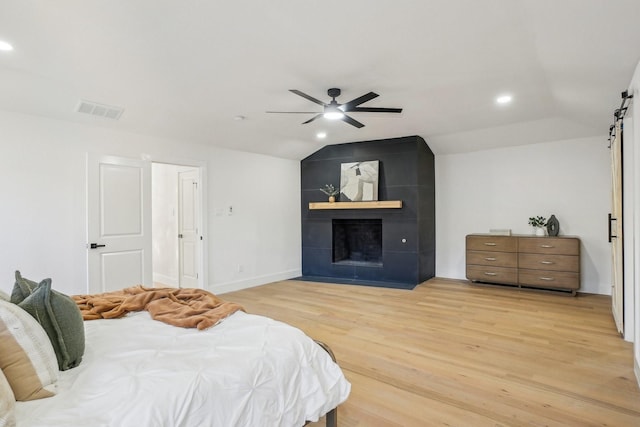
[237, 264, 243, 273]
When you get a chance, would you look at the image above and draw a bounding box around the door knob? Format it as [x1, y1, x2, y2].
[89, 243, 106, 249]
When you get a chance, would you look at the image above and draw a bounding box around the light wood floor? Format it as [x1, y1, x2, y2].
[223, 278, 640, 427]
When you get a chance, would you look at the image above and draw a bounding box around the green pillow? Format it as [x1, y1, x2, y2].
[17, 278, 85, 371]
[10, 271, 40, 304]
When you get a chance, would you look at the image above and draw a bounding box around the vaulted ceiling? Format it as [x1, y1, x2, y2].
[1, 1, 639, 159]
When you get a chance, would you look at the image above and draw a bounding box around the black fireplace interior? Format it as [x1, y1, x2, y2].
[333, 219, 382, 266]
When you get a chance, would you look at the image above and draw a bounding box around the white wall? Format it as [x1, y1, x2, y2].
[622, 113, 636, 343]
[0, 110, 301, 296]
[628, 60, 640, 386]
[208, 149, 302, 293]
[435, 136, 611, 295]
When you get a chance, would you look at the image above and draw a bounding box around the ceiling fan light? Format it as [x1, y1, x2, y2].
[324, 111, 344, 120]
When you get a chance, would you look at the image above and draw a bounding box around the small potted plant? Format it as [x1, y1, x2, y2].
[320, 184, 339, 203]
[528, 216, 547, 236]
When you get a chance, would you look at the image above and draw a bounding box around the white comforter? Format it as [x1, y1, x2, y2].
[15, 311, 350, 427]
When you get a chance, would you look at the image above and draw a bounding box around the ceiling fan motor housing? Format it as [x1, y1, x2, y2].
[327, 88, 341, 98]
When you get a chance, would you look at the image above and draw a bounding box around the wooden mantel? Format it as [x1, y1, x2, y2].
[308, 200, 403, 210]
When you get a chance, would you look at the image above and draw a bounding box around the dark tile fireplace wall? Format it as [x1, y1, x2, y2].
[301, 135, 435, 289]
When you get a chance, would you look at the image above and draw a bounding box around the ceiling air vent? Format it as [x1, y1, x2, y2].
[76, 99, 124, 120]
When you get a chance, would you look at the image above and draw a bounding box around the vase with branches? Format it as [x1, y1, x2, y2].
[320, 184, 339, 202]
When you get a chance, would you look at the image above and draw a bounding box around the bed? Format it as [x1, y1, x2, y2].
[2, 278, 350, 427]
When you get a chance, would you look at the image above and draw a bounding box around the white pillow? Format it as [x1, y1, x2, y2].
[0, 299, 58, 401]
[0, 290, 9, 301]
[0, 368, 16, 427]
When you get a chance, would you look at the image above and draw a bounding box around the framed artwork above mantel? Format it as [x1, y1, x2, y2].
[339, 160, 379, 202]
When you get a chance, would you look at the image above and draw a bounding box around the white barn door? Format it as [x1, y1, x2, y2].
[87, 154, 152, 293]
[610, 122, 624, 335]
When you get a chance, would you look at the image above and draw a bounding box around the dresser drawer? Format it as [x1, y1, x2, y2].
[466, 235, 517, 252]
[518, 269, 580, 290]
[518, 253, 579, 272]
[467, 250, 517, 268]
[466, 265, 517, 285]
[518, 237, 579, 255]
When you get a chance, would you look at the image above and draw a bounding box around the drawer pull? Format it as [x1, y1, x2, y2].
[485, 257, 497, 261]
[484, 242, 497, 246]
[540, 261, 554, 265]
[484, 272, 498, 276]
[539, 277, 555, 281]
[540, 244, 554, 248]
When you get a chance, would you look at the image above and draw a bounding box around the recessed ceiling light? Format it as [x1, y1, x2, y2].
[316, 132, 327, 139]
[496, 94, 512, 105]
[0, 40, 14, 51]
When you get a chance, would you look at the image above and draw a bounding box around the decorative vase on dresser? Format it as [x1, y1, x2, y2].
[465, 234, 580, 295]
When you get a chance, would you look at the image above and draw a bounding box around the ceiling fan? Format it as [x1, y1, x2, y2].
[267, 88, 402, 128]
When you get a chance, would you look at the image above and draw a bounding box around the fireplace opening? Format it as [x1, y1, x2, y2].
[332, 219, 382, 266]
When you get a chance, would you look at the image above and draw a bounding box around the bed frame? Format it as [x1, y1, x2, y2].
[311, 340, 339, 427]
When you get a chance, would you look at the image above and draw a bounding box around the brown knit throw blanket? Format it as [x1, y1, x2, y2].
[73, 285, 244, 330]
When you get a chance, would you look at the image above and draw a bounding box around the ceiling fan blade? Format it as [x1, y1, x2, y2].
[341, 92, 379, 111]
[290, 90, 327, 106]
[341, 114, 365, 128]
[266, 111, 320, 114]
[302, 114, 323, 124]
[349, 107, 403, 113]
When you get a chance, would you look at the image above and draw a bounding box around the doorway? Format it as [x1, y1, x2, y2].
[152, 162, 203, 288]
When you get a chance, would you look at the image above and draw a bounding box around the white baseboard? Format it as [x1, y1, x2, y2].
[153, 273, 178, 287]
[211, 269, 301, 295]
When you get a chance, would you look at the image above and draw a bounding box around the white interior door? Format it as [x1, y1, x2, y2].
[178, 169, 200, 288]
[87, 154, 152, 293]
[610, 121, 624, 335]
